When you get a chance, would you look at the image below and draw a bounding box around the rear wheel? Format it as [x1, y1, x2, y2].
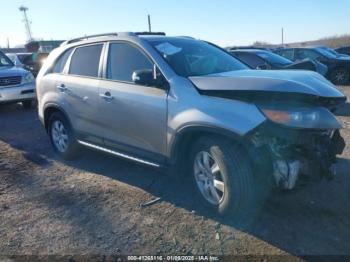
[48, 112, 81, 160]
[330, 68, 349, 85]
[190, 136, 259, 223]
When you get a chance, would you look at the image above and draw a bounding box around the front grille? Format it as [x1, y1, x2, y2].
[0, 76, 22, 87]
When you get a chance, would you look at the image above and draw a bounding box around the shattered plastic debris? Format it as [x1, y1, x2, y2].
[140, 197, 162, 208]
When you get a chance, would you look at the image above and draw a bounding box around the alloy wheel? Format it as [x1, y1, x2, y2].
[332, 69, 349, 84]
[51, 120, 69, 153]
[193, 151, 225, 205]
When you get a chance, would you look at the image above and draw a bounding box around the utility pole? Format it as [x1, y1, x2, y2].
[7, 38, 10, 49]
[281, 27, 284, 46]
[148, 14, 152, 32]
[19, 6, 33, 42]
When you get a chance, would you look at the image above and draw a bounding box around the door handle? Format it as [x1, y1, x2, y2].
[99, 92, 114, 102]
[57, 84, 67, 92]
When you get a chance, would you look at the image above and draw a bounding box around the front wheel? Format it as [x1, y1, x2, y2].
[190, 136, 259, 222]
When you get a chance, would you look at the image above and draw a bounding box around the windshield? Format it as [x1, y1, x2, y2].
[315, 47, 337, 59]
[325, 48, 338, 55]
[257, 51, 292, 66]
[18, 54, 35, 64]
[147, 38, 248, 77]
[0, 52, 14, 67]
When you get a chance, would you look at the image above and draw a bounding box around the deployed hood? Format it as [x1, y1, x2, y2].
[189, 69, 345, 98]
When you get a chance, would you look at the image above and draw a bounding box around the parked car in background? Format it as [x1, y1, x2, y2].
[0, 51, 36, 109]
[6, 52, 42, 77]
[275, 47, 350, 85]
[229, 49, 327, 75]
[315, 46, 349, 58]
[37, 32, 346, 220]
[336, 45, 350, 56]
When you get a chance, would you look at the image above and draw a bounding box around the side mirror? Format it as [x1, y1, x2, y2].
[132, 69, 155, 86]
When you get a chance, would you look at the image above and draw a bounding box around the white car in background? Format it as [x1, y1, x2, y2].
[6, 52, 39, 77]
[0, 51, 36, 109]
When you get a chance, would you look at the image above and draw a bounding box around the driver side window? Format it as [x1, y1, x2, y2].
[107, 43, 153, 83]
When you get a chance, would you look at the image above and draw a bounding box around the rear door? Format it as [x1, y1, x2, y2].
[98, 42, 168, 162]
[56, 43, 105, 144]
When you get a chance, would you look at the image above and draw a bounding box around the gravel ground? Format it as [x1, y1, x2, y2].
[0, 86, 350, 260]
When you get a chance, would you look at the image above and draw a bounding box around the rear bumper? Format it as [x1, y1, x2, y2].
[0, 83, 36, 103]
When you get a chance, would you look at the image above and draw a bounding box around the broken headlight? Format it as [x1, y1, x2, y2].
[259, 106, 342, 129]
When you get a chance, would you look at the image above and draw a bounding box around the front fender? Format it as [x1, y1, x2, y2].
[166, 77, 266, 157]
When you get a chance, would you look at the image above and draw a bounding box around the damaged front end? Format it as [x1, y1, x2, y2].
[190, 69, 347, 190]
[201, 91, 346, 190]
[249, 121, 345, 190]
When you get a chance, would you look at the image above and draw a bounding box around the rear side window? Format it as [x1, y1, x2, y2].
[69, 44, 103, 77]
[52, 49, 73, 73]
[107, 43, 153, 82]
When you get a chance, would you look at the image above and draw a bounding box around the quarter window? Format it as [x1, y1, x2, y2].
[52, 49, 73, 73]
[107, 43, 153, 82]
[69, 44, 103, 77]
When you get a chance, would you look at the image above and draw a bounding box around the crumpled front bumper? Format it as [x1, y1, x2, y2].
[247, 121, 346, 189]
[0, 83, 36, 103]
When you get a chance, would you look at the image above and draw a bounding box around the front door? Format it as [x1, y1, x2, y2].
[98, 42, 168, 163]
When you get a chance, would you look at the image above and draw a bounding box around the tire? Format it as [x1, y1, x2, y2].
[330, 68, 349, 85]
[190, 136, 260, 224]
[48, 112, 81, 160]
[22, 100, 32, 109]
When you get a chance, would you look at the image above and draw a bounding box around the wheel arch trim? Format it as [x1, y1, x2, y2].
[43, 102, 73, 130]
[169, 124, 244, 164]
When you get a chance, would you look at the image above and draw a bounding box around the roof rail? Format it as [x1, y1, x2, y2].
[60, 31, 166, 46]
[135, 32, 166, 36]
[177, 36, 195, 39]
[61, 32, 119, 46]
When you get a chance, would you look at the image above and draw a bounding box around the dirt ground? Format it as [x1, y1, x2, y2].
[0, 86, 350, 260]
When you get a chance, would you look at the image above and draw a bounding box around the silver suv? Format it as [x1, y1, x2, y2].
[37, 32, 346, 218]
[0, 51, 36, 108]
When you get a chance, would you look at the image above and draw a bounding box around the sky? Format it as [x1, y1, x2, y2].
[1, 0, 349, 48]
